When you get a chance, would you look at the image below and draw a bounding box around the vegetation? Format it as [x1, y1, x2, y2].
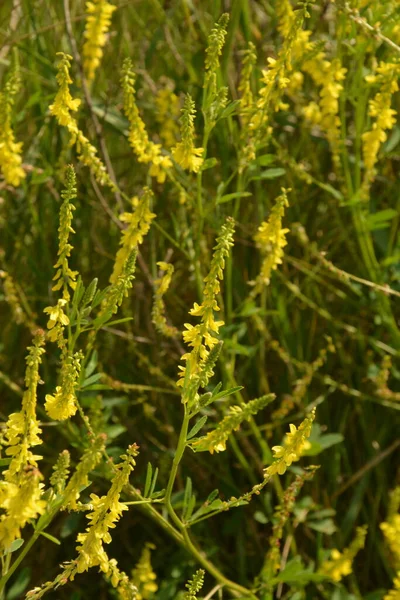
[0, 0, 399, 598]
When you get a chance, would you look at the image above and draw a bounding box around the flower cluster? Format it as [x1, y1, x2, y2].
[0, 58, 25, 186]
[172, 94, 204, 173]
[265, 408, 315, 477]
[183, 570, 205, 600]
[45, 351, 82, 421]
[319, 525, 368, 582]
[121, 59, 172, 182]
[82, 0, 116, 82]
[303, 56, 347, 167]
[252, 188, 290, 294]
[152, 262, 178, 338]
[155, 84, 180, 148]
[0, 332, 46, 548]
[204, 13, 229, 80]
[179, 218, 235, 390]
[362, 61, 400, 196]
[43, 298, 69, 343]
[110, 188, 156, 284]
[130, 543, 158, 599]
[50, 53, 114, 188]
[381, 486, 400, 569]
[0, 270, 24, 325]
[52, 166, 78, 301]
[192, 394, 275, 454]
[62, 433, 106, 509]
[73, 445, 139, 575]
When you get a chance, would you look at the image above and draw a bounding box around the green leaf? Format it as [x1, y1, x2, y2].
[80, 372, 103, 388]
[366, 209, 398, 231]
[201, 157, 218, 170]
[251, 168, 286, 181]
[5, 538, 24, 554]
[219, 99, 241, 120]
[144, 462, 153, 498]
[187, 416, 208, 440]
[274, 558, 326, 585]
[217, 192, 252, 205]
[38, 531, 61, 545]
[256, 154, 276, 166]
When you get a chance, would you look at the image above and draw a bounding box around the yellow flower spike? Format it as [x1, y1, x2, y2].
[319, 525, 368, 582]
[49, 53, 81, 130]
[152, 262, 178, 338]
[252, 188, 290, 295]
[50, 53, 115, 189]
[110, 187, 156, 284]
[131, 543, 158, 600]
[45, 351, 82, 421]
[381, 486, 400, 569]
[155, 84, 180, 148]
[172, 94, 204, 173]
[362, 61, 400, 197]
[52, 165, 78, 301]
[0, 332, 46, 548]
[82, 0, 116, 83]
[121, 59, 172, 182]
[0, 53, 25, 187]
[384, 572, 400, 600]
[178, 218, 235, 391]
[265, 408, 316, 477]
[192, 394, 275, 454]
[74, 445, 139, 575]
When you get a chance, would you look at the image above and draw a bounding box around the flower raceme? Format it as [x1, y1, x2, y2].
[50, 53, 114, 188]
[252, 188, 290, 294]
[121, 59, 172, 183]
[179, 218, 235, 392]
[265, 408, 316, 477]
[172, 94, 204, 173]
[82, 0, 116, 83]
[0, 58, 25, 187]
[319, 525, 368, 582]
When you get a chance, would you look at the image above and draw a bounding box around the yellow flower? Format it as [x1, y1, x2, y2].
[110, 188, 156, 284]
[121, 59, 171, 182]
[252, 188, 290, 295]
[362, 62, 400, 196]
[155, 84, 180, 148]
[131, 543, 158, 600]
[0, 59, 25, 186]
[49, 53, 81, 129]
[178, 218, 235, 392]
[171, 94, 204, 173]
[319, 526, 368, 582]
[152, 262, 178, 338]
[265, 408, 315, 477]
[83, 0, 116, 82]
[384, 572, 400, 600]
[44, 298, 69, 329]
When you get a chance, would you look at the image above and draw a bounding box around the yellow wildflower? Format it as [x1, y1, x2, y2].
[252, 188, 290, 294]
[265, 408, 315, 477]
[303, 55, 347, 167]
[83, 0, 116, 82]
[362, 62, 400, 196]
[155, 84, 180, 148]
[62, 433, 106, 510]
[121, 59, 172, 182]
[110, 188, 156, 284]
[192, 394, 275, 454]
[172, 94, 204, 173]
[179, 218, 235, 391]
[0, 333, 46, 548]
[43, 298, 69, 342]
[381, 486, 400, 569]
[52, 165, 78, 301]
[45, 351, 82, 421]
[50, 53, 115, 188]
[152, 262, 178, 338]
[0, 270, 24, 325]
[319, 525, 368, 582]
[384, 572, 400, 600]
[0, 466, 46, 549]
[74, 445, 139, 574]
[0, 57, 25, 186]
[131, 543, 158, 599]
